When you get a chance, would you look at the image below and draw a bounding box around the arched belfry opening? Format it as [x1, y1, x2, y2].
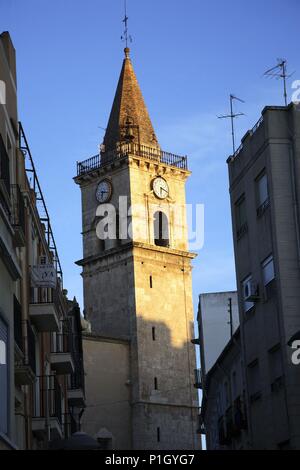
[154, 211, 169, 247]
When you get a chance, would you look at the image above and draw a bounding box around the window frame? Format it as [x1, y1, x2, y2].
[235, 194, 248, 239]
[262, 254, 275, 287]
[242, 274, 255, 313]
[154, 211, 170, 247]
[256, 170, 270, 216]
[247, 359, 261, 402]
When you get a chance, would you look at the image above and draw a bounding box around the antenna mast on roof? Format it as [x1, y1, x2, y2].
[218, 94, 245, 154]
[121, 0, 132, 48]
[264, 59, 292, 106]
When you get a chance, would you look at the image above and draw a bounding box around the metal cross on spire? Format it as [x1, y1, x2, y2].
[218, 94, 245, 155]
[121, 0, 132, 48]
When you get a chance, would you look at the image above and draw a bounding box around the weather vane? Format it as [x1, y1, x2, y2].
[121, 0, 132, 48]
[218, 94, 245, 154]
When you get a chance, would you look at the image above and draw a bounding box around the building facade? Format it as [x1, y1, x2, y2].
[196, 291, 239, 376]
[201, 328, 249, 450]
[0, 31, 85, 450]
[0, 30, 21, 450]
[194, 292, 240, 447]
[227, 103, 300, 449]
[75, 47, 200, 450]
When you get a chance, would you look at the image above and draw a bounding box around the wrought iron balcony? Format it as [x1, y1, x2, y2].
[14, 296, 36, 385]
[14, 295, 23, 353]
[0, 133, 10, 196]
[76, 142, 188, 176]
[27, 322, 36, 375]
[11, 184, 26, 246]
[68, 357, 85, 407]
[29, 286, 60, 332]
[50, 333, 75, 375]
[32, 375, 63, 440]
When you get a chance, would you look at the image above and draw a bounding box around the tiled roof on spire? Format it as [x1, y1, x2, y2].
[103, 48, 159, 152]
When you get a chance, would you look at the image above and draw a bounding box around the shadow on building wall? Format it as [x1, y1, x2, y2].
[81, 317, 202, 450]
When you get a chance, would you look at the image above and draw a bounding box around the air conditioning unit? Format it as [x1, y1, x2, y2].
[244, 280, 259, 302]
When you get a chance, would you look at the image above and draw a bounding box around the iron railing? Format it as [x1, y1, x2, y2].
[70, 357, 85, 390]
[14, 296, 36, 374]
[27, 322, 36, 375]
[14, 295, 23, 352]
[77, 142, 188, 176]
[10, 184, 26, 235]
[231, 115, 264, 161]
[0, 133, 10, 194]
[51, 333, 72, 354]
[30, 284, 62, 311]
[33, 375, 63, 427]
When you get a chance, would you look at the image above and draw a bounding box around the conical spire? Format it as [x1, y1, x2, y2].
[103, 48, 159, 153]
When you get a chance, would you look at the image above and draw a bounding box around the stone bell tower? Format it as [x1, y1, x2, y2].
[75, 47, 200, 450]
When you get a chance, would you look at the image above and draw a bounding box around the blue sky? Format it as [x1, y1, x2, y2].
[1, 0, 299, 314]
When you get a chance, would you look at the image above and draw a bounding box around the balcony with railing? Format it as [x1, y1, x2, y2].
[11, 184, 26, 246]
[14, 295, 23, 354]
[0, 133, 11, 203]
[32, 375, 63, 440]
[50, 333, 75, 375]
[68, 356, 85, 407]
[29, 286, 60, 332]
[14, 296, 36, 385]
[76, 142, 188, 177]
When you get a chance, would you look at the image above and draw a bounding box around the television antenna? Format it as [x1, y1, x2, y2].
[264, 59, 293, 106]
[218, 94, 245, 154]
[121, 0, 132, 48]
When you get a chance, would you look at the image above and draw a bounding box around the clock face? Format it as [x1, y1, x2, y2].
[96, 179, 112, 203]
[152, 177, 169, 199]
